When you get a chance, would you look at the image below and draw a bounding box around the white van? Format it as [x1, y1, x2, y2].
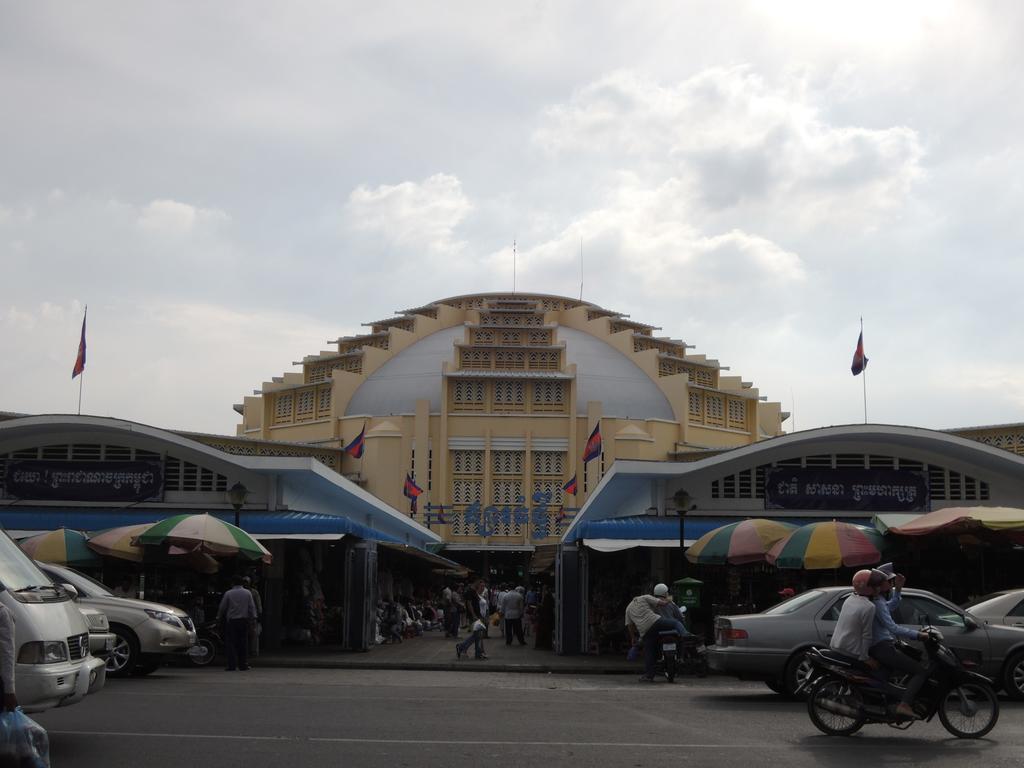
[0, 531, 106, 713]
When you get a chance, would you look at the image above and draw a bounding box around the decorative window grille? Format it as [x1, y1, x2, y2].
[688, 391, 703, 420]
[492, 380, 526, 412]
[452, 380, 486, 412]
[705, 394, 724, 426]
[295, 389, 315, 420]
[531, 380, 566, 412]
[524, 314, 543, 326]
[499, 330, 520, 345]
[450, 449, 484, 536]
[473, 329, 495, 344]
[727, 398, 746, 429]
[317, 386, 331, 417]
[532, 451, 564, 477]
[164, 456, 228, 492]
[528, 330, 551, 345]
[460, 349, 491, 369]
[41, 444, 69, 459]
[494, 350, 526, 369]
[490, 450, 525, 536]
[689, 366, 715, 387]
[451, 450, 484, 475]
[491, 451, 524, 475]
[273, 394, 293, 424]
[70, 444, 102, 460]
[527, 350, 559, 370]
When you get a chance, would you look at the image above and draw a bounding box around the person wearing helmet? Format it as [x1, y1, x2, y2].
[830, 569, 887, 665]
[869, 564, 930, 720]
[625, 583, 687, 683]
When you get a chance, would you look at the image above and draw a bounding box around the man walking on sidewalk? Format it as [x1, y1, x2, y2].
[218, 575, 257, 671]
[501, 586, 527, 646]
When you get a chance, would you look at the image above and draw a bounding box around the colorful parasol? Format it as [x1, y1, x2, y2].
[135, 513, 272, 564]
[85, 524, 153, 562]
[686, 519, 798, 565]
[767, 521, 885, 570]
[888, 507, 1024, 542]
[18, 528, 100, 566]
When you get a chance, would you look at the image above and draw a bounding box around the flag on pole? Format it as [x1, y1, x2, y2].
[582, 422, 602, 463]
[72, 308, 87, 379]
[403, 473, 423, 513]
[344, 423, 366, 458]
[562, 475, 577, 496]
[850, 331, 868, 376]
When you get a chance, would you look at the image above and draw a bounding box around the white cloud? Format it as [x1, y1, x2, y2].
[137, 199, 228, 235]
[344, 173, 472, 255]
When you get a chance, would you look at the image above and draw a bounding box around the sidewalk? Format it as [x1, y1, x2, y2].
[257, 627, 642, 674]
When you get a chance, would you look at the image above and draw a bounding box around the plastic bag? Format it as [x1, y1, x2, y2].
[0, 708, 50, 768]
[626, 644, 640, 662]
[489, 612, 501, 627]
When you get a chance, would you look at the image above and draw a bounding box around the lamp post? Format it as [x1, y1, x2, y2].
[673, 489, 695, 575]
[227, 481, 249, 529]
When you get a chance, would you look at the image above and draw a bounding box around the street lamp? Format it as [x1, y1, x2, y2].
[673, 489, 696, 573]
[227, 481, 249, 529]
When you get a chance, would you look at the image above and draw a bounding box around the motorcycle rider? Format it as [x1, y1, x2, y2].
[625, 583, 687, 682]
[869, 563, 930, 721]
[830, 569, 885, 665]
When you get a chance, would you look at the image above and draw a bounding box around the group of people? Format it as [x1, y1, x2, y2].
[830, 562, 930, 720]
[443, 579, 551, 660]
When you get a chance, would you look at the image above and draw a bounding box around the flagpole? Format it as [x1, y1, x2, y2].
[77, 305, 87, 416]
[861, 317, 867, 424]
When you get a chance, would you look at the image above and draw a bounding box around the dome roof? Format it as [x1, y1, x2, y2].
[345, 325, 675, 420]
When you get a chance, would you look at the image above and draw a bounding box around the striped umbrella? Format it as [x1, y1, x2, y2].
[767, 521, 885, 570]
[19, 528, 100, 566]
[889, 506, 1024, 540]
[135, 513, 272, 564]
[686, 519, 798, 565]
[85, 524, 152, 562]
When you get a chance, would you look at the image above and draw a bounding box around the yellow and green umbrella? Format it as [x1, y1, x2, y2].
[686, 519, 798, 565]
[767, 521, 885, 570]
[19, 528, 100, 566]
[135, 513, 272, 563]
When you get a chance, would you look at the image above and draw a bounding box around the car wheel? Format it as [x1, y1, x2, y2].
[1001, 651, 1024, 701]
[107, 626, 140, 678]
[783, 650, 815, 699]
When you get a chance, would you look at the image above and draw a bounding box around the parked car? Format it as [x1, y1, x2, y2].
[965, 590, 1024, 629]
[37, 563, 197, 677]
[0, 532, 106, 713]
[708, 587, 1024, 700]
[77, 604, 115, 661]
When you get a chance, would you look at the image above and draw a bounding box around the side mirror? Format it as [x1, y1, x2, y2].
[62, 583, 79, 600]
[964, 614, 979, 631]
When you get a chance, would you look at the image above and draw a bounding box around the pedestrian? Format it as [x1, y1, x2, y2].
[456, 579, 488, 660]
[501, 586, 526, 646]
[0, 600, 18, 711]
[218, 575, 257, 671]
[243, 576, 263, 657]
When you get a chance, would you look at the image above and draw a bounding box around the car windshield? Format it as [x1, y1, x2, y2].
[41, 565, 114, 597]
[0, 530, 59, 592]
[762, 590, 823, 615]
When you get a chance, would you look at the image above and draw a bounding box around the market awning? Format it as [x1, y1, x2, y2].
[0, 508, 403, 543]
[872, 513, 923, 534]
[571, 515, 868, 552]
[379, 542, 469, 575]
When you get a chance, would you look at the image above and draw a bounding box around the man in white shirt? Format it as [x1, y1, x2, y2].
[500, 586, 527, 646]
[830, 569, 885, 663]
[217, 576, 257, 672]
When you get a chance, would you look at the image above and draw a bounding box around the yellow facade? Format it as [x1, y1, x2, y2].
[233, 293, 787, 546]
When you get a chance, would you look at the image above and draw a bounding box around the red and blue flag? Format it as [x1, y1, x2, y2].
[851, 331, 868, 376]
[562, 475, 577, 496]
[403, 473, 423, 513]
[72, 308, 87, 379]
[582, 422, 602, 463]
[344, 423, 366, 458]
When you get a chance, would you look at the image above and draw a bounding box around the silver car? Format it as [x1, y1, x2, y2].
[38, 563, 197, 677]
[965, 590, 1024, 629]
[708, 587, 1024, 699]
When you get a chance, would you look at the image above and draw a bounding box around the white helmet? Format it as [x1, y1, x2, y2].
[653, 583, 669, 597]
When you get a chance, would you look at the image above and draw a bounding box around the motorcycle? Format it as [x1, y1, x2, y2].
[802, 627, 999, 739]
[188, 620, 223, 667]
[654, 631, 708, 682]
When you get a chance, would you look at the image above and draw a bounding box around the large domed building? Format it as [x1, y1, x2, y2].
[235, 293, 787, 560]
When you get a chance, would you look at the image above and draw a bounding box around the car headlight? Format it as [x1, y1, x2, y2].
[144, 609, 184, 628]
[86, 613, 109, 631]
[18, 640, 69, 664]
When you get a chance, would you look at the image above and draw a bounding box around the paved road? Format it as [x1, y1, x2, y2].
[33, 668, 1024, 767]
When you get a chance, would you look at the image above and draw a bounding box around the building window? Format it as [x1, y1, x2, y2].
[451, 380, 486, 412]
[273, 393, 293, 424]
[493, 380, 526, 412]
[531, 380, 566, 412]
[295, 389, 315, 421]
[450, 450, 484, 536]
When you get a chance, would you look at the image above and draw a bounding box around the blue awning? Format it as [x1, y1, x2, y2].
[0, 507, 402, 544]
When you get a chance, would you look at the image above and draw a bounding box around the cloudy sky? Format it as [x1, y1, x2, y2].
[2, 1, 1023, 436]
